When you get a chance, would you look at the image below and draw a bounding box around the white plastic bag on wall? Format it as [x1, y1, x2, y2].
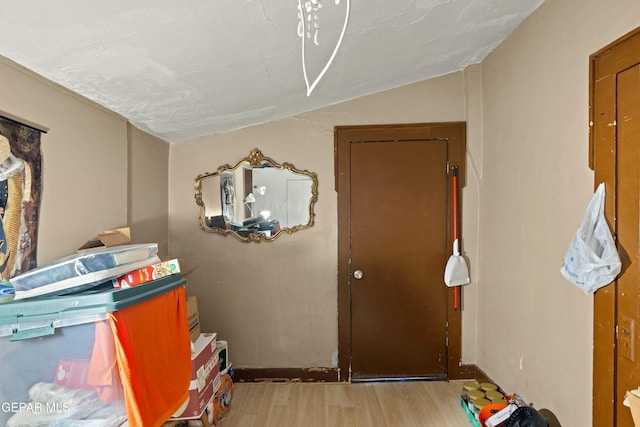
[560, 183, 622, 294]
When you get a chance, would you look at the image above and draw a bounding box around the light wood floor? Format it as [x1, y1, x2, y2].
[222, 380, 473, 426]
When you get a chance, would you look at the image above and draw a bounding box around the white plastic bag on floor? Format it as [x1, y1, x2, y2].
[561, 183, 621, 294]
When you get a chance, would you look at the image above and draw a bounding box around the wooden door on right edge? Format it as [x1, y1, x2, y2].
[592, 27, 640, 427]
[613, 62, 640, 427]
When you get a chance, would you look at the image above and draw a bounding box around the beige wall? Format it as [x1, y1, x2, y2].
[0, 57, 169, 264]
[168, 72, 471, 370]
[0, 57, 128, 263]
[478, 1, 640, 426]
[128, 124, 170, 258]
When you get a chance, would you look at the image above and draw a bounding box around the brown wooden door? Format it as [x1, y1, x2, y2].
[336, 123, 466, 381]
[351, 139, 448, 379]
[614, 63, 640, 427]
[591, 27, 640, 427]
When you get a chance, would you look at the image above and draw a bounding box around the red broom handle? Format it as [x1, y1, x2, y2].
[453, 168, 458, 240]
[452, 167, 459, 309]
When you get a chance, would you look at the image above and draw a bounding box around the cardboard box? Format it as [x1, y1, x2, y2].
[212, 372, 234, 426]
[171, 333, 220, 420]
[178, 258, 198, 278]
[626, 389, 640, 427]
[187, 296, 201, 342]
[112, 259, 181, 288]
[77, 227, 131, 251]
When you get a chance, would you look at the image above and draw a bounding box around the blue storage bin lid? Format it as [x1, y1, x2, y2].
[0, 275, 186, 339]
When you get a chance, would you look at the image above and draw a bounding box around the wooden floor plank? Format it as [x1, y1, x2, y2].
[295, 383, 327, 427]
[222, 381, 472, 426]
[265, 382, 296, 426]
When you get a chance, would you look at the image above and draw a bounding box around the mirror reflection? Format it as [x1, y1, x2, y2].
[195, 148, 318, 242]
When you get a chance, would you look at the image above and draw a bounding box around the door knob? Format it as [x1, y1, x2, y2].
[353, 270, 363, 279]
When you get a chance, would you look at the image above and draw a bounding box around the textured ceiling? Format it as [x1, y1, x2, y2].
[0, 0, 544, 143]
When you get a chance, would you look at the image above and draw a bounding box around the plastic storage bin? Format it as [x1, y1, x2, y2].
[0, 274, 186, 426]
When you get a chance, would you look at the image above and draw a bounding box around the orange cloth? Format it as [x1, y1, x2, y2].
[108, 286, 192, 427]
[87, 320, 124, 402]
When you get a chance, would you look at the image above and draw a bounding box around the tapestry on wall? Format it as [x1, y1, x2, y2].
[0, 117, 42, 279]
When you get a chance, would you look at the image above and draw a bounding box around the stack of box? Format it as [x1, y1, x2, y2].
[168, 296, 235, 426]
[210, 339, 233, 426]
[171, 333, 220, 420]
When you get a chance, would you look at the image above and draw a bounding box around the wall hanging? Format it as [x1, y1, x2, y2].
[0, 116, 44, 278]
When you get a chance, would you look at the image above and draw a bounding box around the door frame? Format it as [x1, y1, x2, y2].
[590, 26, 640, 426]
[335, 122, 467, 381]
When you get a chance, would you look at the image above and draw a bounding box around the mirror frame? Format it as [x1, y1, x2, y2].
[194, 148, 319, 242]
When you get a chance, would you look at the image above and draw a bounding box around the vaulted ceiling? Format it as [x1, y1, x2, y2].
[0, 0, 544, 142]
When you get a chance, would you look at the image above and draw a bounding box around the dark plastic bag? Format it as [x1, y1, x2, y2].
[505, 406, 548, 427]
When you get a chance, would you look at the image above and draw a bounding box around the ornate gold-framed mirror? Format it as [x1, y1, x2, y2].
[194, 148, 318, 242]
